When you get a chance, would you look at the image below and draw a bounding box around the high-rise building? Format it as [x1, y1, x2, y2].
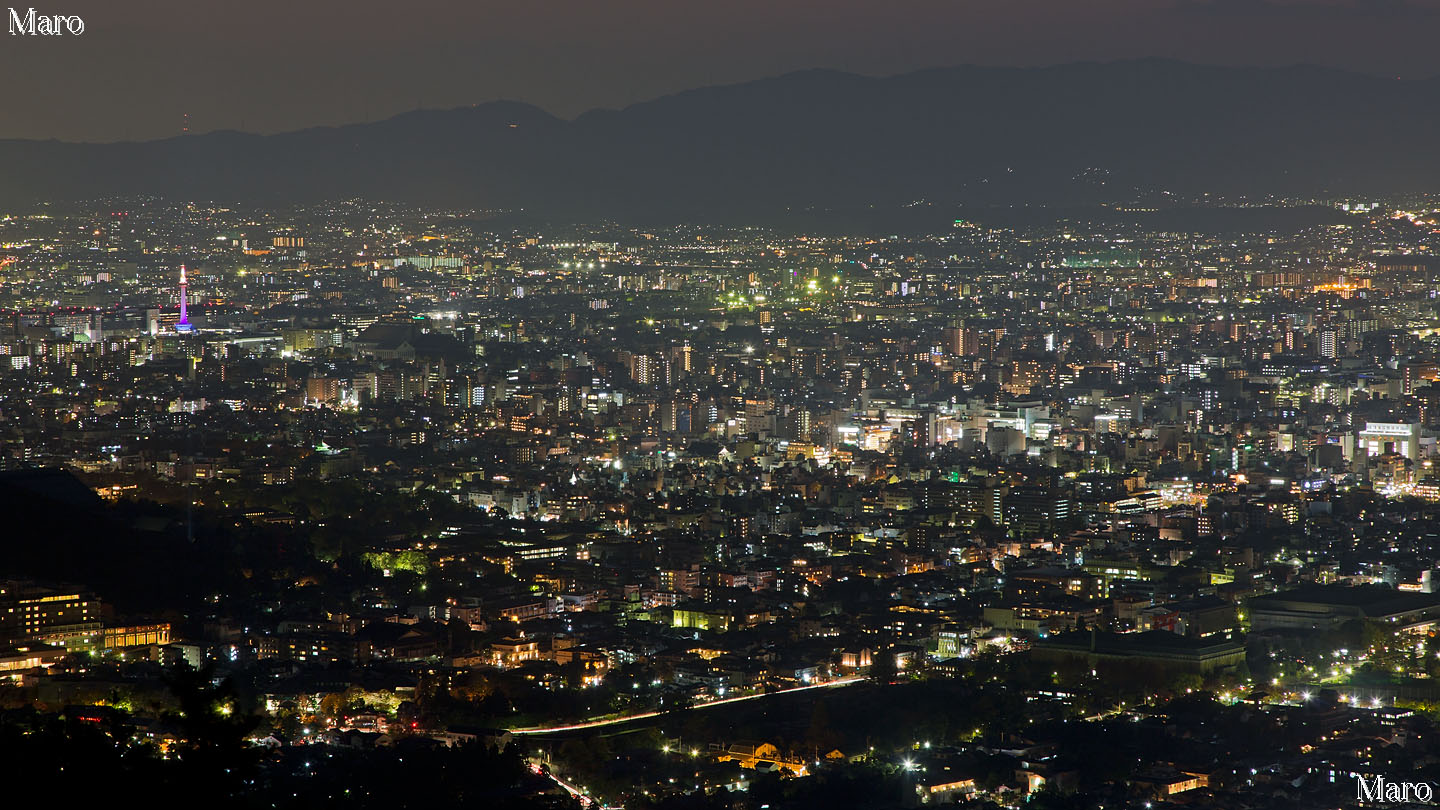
[175, 265, 195, 334]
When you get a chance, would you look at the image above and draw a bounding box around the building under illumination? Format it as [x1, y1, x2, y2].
[0, 580, 103, 651]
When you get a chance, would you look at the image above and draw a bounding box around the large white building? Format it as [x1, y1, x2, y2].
[1358, 421, 1423, 462]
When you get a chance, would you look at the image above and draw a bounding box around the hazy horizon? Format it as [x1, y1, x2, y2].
[5, 57, 1436, 147]
[6, 0, 1440, 141]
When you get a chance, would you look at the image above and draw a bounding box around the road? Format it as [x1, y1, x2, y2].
[529, 761, 614, 810]
[509, 675, 867, 735]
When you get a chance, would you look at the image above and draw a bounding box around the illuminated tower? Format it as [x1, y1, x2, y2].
[175, 265, 194, 333]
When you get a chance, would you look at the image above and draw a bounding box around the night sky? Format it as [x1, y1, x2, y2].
[5, 0, 1440, 142]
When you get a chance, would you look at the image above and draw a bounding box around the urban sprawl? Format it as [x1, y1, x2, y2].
[3, 198, 1440, 809]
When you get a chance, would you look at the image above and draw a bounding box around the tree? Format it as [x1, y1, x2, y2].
[163, 662, 261, 792]
[870, 648, 898, 684]
[319, 691, 347, 721]
[1167, 672, 1204, 695]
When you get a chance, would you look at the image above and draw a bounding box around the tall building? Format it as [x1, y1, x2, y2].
[175, 265, 195, 334]
[631, 354, 656, 385]
[1404, 362, 1440, 395]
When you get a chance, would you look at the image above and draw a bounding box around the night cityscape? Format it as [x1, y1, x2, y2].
[7, 3, 1440, 810]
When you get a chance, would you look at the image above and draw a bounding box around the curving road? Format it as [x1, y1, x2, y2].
[509, 675, 867, 735]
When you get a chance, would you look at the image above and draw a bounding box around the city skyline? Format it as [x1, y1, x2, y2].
[5, 194, 1440, 807]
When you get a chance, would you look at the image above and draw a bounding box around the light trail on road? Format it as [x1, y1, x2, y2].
[532, 763, 616, 810]
[509, 675, 866, 735]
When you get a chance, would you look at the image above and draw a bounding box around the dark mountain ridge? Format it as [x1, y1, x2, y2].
[1, 60, 1436, 220]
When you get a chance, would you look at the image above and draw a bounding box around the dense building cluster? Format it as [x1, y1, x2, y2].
[5, 197, 1440, 808]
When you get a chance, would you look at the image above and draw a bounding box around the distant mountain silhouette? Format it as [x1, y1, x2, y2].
[1, 60, 1437, 219]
